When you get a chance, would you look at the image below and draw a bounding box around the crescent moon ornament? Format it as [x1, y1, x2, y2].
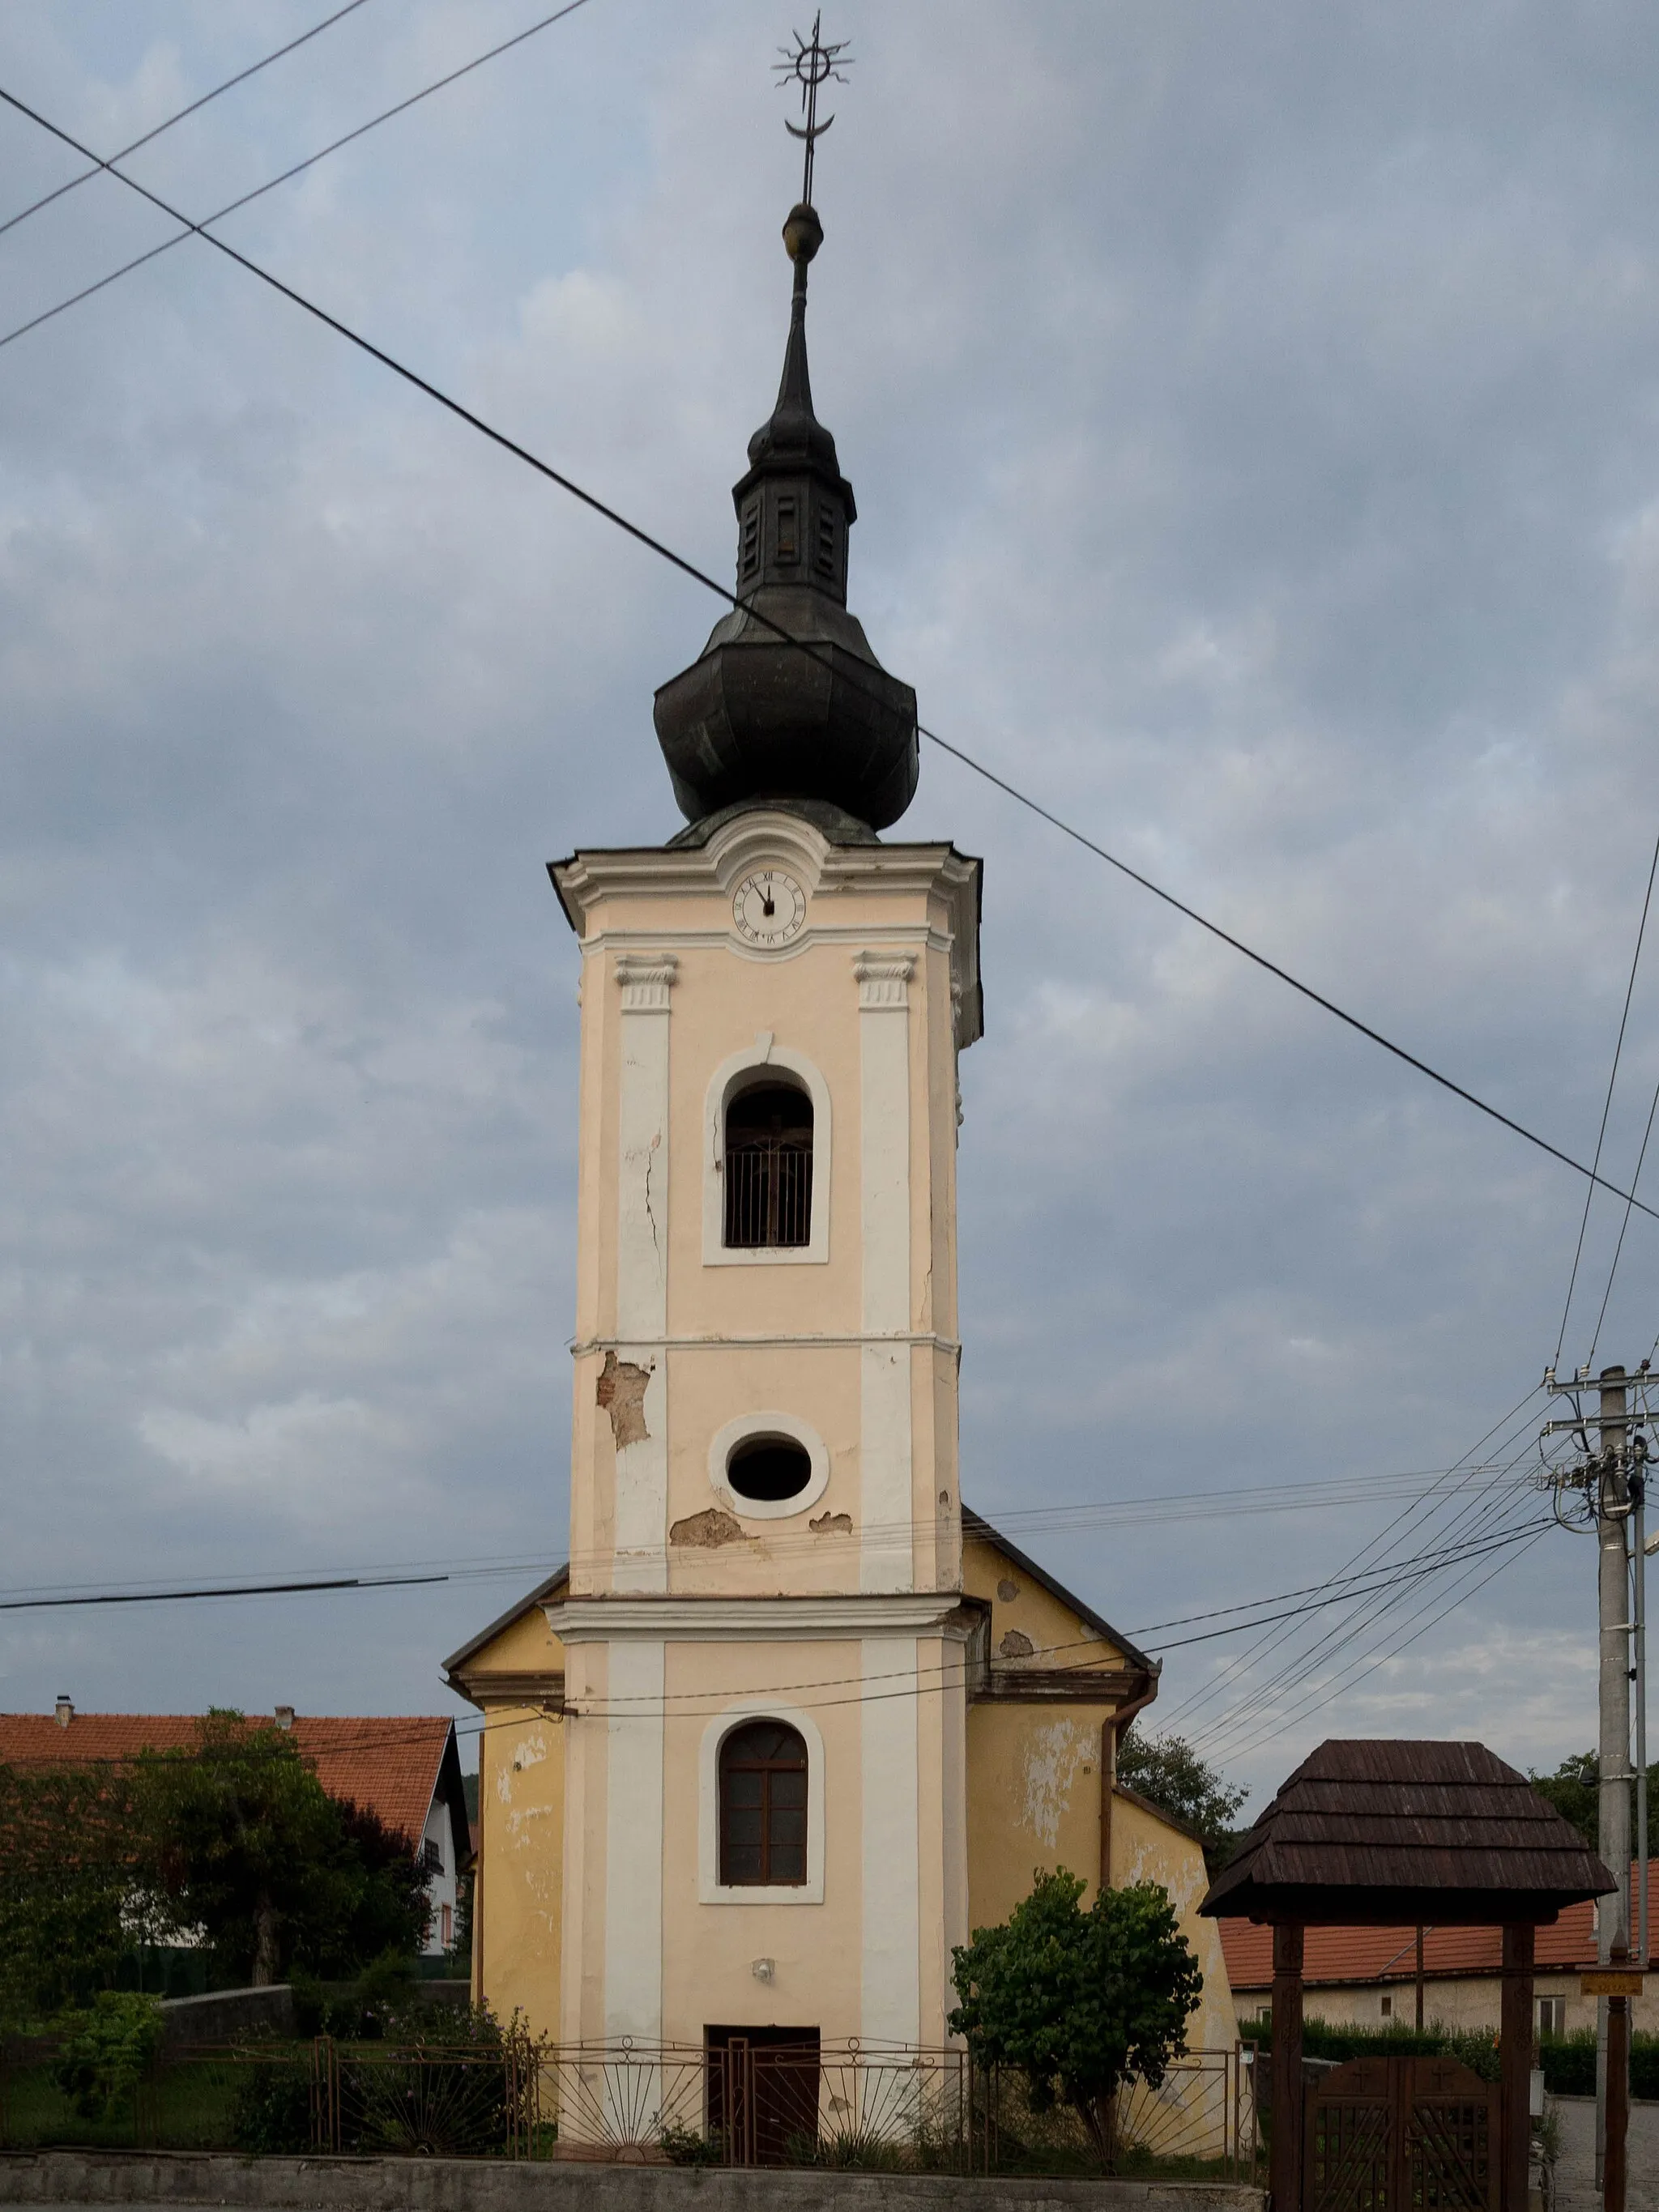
[774, 13, 851, 207]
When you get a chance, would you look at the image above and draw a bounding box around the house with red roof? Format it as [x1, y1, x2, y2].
[0, 1700, 470, 1958]
[1218, 1864, 1658, 2039]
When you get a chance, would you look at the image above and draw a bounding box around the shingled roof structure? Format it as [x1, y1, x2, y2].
[1201, 1738, 1615, 1928]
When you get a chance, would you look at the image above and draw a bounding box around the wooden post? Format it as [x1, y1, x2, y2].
[1271, 1921, 1304, 2212]
[1606, 1940, 1629, 2212]
[1415, 1926, 1426, 2031]
[1499, 1923, 1534, 2212]
[1098, 1720, 1114, 1898]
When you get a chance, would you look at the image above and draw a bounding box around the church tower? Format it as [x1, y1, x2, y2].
[545, 134, 983, 2056]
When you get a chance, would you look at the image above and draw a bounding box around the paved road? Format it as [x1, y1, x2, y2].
[1550, 2095, 1659, 2212]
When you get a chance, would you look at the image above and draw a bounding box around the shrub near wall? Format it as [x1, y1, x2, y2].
[1536, 2033, 1659, 2100]
[1239, 2016, 1659, 2099]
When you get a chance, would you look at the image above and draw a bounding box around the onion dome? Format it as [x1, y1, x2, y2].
[654, 202, 919, 843]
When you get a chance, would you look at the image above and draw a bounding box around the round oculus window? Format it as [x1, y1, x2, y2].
[727, 1437, 813, 1504]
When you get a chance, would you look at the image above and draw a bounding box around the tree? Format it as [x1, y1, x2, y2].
[1528, 1750, 1659, 1851]
[1116, 1729, 1247, 1875]
[0, 1762, 138, 2023]
[134, 1711, 427, 1984]
[949, 1869, 1203, 2168]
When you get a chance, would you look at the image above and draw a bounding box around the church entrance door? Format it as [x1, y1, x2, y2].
[705, 2026, 821, 2166]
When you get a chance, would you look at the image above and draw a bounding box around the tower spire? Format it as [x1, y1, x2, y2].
[652, 21, 919, 844]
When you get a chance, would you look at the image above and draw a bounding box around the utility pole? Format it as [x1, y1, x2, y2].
[1596, 1367, 1632, 2190]
[1542, 1360, 1651, 2199]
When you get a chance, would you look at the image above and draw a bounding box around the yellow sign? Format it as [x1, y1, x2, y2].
[1580, 1971, 1645, 1997]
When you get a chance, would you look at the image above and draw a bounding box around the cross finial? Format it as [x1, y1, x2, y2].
[774, 12, 851, 210]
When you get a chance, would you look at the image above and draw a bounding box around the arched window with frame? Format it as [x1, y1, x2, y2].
[718, 1719, 808, 1886]
[723, 1080, 812, 1250]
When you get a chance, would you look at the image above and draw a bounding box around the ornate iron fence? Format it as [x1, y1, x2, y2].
[0, 2031, 1256, 2176]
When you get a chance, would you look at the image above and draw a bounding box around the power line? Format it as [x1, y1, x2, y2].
[1186, 1449, 1555, 1759]
[1176, 1400, 1561, 1750]
[0, 0, 599, 356]
[1183, 1445, 1543, 1751]
[1157, 1384, 1544, 1734]
[1217, 1519, 1553, 1767]
[0, 1461, 1541, 1615]
[2, 83, 1657, 1230]
[1585, 1065, 1659, 1370]
[1554, 820, 1659, 1368]
[0, 0, 378, 245]
[0, 1571, 447, 1613]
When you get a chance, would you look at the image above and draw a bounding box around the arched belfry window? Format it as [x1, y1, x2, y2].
[719, 1720, 808, 1887]
[723, 1080, 812, 1249]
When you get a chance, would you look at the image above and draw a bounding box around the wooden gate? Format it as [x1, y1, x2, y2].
[1305, 2055, 1499, 2212]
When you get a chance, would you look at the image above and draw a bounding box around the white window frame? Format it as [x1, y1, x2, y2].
[707, 1410, 831, 1522]
[698, 1698, 826, 1906]
[703, 1038, 831, 1266]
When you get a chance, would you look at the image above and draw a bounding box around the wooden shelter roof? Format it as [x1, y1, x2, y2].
[1200, 1738, 1616, 1928]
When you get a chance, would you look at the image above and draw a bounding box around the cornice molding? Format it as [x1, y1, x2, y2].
[544, 1592, 976, 1643]
[550, 814, 983, 1047]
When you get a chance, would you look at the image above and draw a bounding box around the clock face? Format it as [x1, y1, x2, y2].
[732, 869, 808, 947]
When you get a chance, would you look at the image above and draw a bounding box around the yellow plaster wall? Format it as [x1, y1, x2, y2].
[454, 1597, 567, 2040]
[963, 1536, 1123, 1668]
[1111, 1791, 1239, 2052]
[477, 1705, 565, 2039]
[966, 1698, 1112, 1923]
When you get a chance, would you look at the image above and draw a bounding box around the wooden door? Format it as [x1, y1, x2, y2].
[706, 2027, 821, 2166]
[1305, 2054, 1498, 2212]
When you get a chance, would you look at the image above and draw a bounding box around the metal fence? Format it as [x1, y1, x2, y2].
[0, 2032, 1256, 2177]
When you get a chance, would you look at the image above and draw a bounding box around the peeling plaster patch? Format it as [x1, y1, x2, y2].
[810, 1510, 853, 1534]
[595, 1350, 650, 1447]
[996, 1579, 1019, 1603]
[998, 1628, 1034, 1658]
[1019, 1718, 1096, 1848]
[670, 1507, 750, 1548]
[495, 1728, 550, 1805]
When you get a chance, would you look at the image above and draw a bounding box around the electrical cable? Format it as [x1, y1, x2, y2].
[1157, 1384, 1545, 1733]
[0, 1459, 1542, 1613]
[0, 1571, 448, 1613]
[1554, 821, 1659, 1368]
[1186, 1447, 1558, 1759]
[0, 0, 599, 356]
[1218, 1518, 1554, 1767]
[1177, 1409, 1555, 1750]
[1182, 1447, 1545, 1751]
[1587, 1067, 1659, 1371]
[2, 80, 1657, 1231]
[0, 0, 378, 244]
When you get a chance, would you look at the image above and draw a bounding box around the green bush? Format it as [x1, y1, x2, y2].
[230, 2057, 313, 2154]
[50, 1993, 164, 2120]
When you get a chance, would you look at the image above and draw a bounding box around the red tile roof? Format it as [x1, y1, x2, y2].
[1219, 1862, 1657, 1989]
[0, 1711, 454, 1849]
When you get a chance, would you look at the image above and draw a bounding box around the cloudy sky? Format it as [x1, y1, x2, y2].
[3, 0, 1658, 1807]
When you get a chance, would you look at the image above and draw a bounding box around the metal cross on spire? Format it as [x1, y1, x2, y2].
[774, 12, 851, 209]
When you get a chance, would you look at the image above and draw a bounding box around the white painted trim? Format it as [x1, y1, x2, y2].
[697, 1698, 826, 1906]
[603, 1638, 664, 2041]
[612, 953, 675, 1596]
[707, 1410, 831, 1521]
[702, 1038, 831, 1267]
[572, 1332, 961, 1356]
[860, 1637, 921, 2047]
[856, 949, 914, 1596]
[545, 1593, 975, 1642]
